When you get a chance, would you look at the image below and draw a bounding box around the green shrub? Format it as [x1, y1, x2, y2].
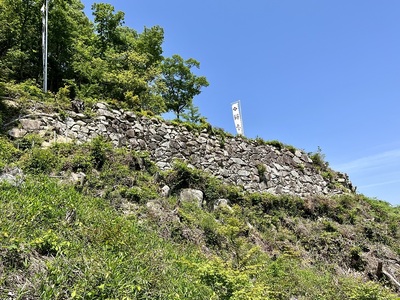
[70, 154, 93, 172]
[286, 145, 296, 154]
[256, 164, 266, 177]
[16, 133, 44, 150]
[322, 219, 337, 232]
[31, 230, 70, 256]
[265, 140, 284, 150]
[3, 79, 44, 100]
[90, 136, 111, 169]
[254, 136, 266, 146]
[120, 186, 158, 204]
[21, 148, 56, 174]
[167, 160, 203, 192]
[0, 136, 19, 168]
[322, 170, 335, 181]
[309, 146, 329, 170]
[347, 280, 397, 300]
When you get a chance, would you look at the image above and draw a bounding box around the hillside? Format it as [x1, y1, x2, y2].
[1, 97, 400, 299]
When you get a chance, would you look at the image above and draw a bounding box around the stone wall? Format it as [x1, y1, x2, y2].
[7, 102, 354, 198]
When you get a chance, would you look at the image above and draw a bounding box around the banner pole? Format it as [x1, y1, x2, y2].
[42, 0, 48, 93]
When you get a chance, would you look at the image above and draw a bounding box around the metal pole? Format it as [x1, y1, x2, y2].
[239, 100, 244, 136]
[42, 0, 48, 92]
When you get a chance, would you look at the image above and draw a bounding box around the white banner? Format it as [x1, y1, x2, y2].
[231, 101, 244, 136]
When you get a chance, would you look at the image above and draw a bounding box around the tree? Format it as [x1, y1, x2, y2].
[160, 54, 209, 119]
[181, 103, 202, 124]
[0, 0, 42, 81]
[48, 0, 92, 91]
[0, 0, 92, 91]
[92, 3, 125, 54]
[82, 4, 165, 113]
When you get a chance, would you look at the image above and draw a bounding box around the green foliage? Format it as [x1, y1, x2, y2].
[15, 133, 44, 150]
[194, 258, 271, 300]
[31, 229, 70, 256]
[1, 80, 45, 101]
[120, 186, 158, 204]
[181, 102, 203, 124]
[286, 144, 297, 154]
[346, 280, 398, 300]
[0, 0, 42, 81]
[1, 98, 400, 299]
[309, 146, 329, 170]
[55, 83, 73, 103]
[167, 159, 204, 191]
[254, 138, 298, 154]
[322, 170, 335, 181]
[265, 140, 284, 150]
[92, 3, 125, 54]
[1, 0, 206, 116]
[167, 160, 243, 204]
[0, 136, 19, 168]
[70, 154, 93, 172]
[21, 148, 57, 174]
[0, 177, 214, 299]
[322, 219, 338, 232]
[256, 163, 266, 177]
[90, 136, 111, 169]
[160, 54, 209, 119]
[0, 133, 400, 299]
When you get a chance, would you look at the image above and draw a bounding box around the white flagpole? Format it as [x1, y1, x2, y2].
[239, 100, 244, 136]
[42, 0, 49, 92]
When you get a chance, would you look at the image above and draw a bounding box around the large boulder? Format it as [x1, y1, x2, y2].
[179, 188, 204, 207]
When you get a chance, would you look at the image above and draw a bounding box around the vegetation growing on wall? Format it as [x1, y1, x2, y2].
[1, 129, 400, 298]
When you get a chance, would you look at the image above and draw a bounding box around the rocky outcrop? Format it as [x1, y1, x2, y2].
[0, 167, 24, 187]
[5, 102, 354, 198]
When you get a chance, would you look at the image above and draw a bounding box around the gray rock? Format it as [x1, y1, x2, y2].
[179, 189, 204, 207]
[8, 128, 27, 138]
[293, 156, 302, 164]
[69, 172, 86, 186]
[295, 150, 302, 157]
[214, 199, 232, 211]
[20, 119, 41, 130]
[161, 185, 170, 197]
[0, 167, 24, 186]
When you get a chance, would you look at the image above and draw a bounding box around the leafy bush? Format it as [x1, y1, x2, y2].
[70, 154, 93, 172]
[90, 136, 111, 169]
[31, 230, 70, 256]
[3, 80, 44, 100]
[0, 136, 19, 168]
[347, 280, 397, 300]
[16, 133, 44, 150]
[120, 186, 158, 204]
[21, 148, 57, 174]
[265, 140, 284, 150]
[309, 146, 329, 170]
[166, 160, 243, 204]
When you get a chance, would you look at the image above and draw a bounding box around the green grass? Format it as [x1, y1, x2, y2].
[1, 107, 400, 298]
[0, 177, 213, 299]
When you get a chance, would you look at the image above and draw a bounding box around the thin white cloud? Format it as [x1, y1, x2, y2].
[359, 178, 400, 189]
[333, 149, 400, 173]
[332, 149, 400, 203]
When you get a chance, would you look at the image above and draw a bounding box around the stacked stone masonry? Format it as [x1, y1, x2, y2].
[7, 102, 354, 198]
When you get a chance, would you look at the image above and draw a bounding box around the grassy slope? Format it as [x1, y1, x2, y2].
[0, 101, 400, 299]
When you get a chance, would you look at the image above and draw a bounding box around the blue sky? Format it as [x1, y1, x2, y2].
[81, 0, 400, 205]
